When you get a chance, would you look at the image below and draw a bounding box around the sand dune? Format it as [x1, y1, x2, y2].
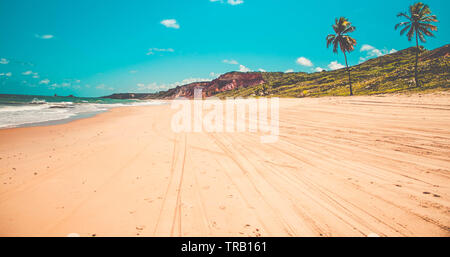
[0, 94, 449, 236]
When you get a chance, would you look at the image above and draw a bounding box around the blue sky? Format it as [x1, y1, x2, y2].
[0, 0, 448, 97]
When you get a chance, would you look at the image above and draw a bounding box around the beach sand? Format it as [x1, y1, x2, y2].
[0, 94, 449, 237]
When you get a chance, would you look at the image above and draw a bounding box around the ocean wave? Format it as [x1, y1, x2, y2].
[30, 98, 47, 104]
[0, 99, 166, 129]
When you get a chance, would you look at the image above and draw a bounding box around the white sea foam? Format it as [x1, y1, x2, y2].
[0, 100, 165, 129]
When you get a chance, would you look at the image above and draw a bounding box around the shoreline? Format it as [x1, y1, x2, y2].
[0, 100, 168, 130]
[0, 94, 449, 236]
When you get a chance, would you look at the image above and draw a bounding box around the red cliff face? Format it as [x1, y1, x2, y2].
[204, 72, 265, 97]
[165, 72, 265, 99]
[170, 82, 210, 98]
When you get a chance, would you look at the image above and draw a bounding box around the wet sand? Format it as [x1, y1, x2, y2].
[0, 94, 449, 236]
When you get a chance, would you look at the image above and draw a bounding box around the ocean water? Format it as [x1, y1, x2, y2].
[0, 94, 164, 129]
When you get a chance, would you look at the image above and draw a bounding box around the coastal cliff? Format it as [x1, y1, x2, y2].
[104, 72, 265, 100]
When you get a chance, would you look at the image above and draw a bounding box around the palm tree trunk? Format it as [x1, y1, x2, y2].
[415, 32, 420, 87]
[344, 52, 353, 96]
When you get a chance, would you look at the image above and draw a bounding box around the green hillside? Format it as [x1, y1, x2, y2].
[215, 45, 449, 98]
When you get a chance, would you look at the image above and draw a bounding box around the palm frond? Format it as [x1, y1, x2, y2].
[421, 15, 438, 23]
[326, 34, 335, 48]
[395, 21, 410, 30]
[343, 25, 356, 34]
[419, 3, 431, 17]
[397, 12, 410, 20]
[419, 26, 435, 37]
[332, 40, 339, 54]
[406, 26, 415, 41]
[418, 32, 426, 43]
[400, 24, 411, 35]
[420, 22, 437, 31]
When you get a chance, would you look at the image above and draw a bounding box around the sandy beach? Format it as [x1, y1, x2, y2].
[0, 94, 449, 237]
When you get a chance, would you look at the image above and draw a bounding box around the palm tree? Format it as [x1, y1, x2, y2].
[395, 2, 438, 87]
[326, 17, 357, 96]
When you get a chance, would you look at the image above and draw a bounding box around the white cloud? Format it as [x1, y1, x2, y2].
[0, 58, 9, 64]
[160, 19, 180, 29]
[0, 72, 12, 77]
[223, 59, 238, 65]
[39, 79, 50, 84]
[137, 83, 155, 91]
[35, 34, 54, 39]
[222, 59, 251, 72]
[178, 78, 210, 85]
[22, 70, 33, 75]
[137, 77, 210, 92]
[285, 69, 294, 73]
[48, 82, 71, 89]
[258, 68, 266, 72]
[210, 0, 244, 5]
[129, 70, 138, 74]
[93, 84, 112, 91]
[360, 44, 375, 52]
[360, 44, 397, 59]
[239, 64, 251, 72]
[296, 57, 313, 67]
[209, 72, 220, 78]
[314, 67, 324, 72]
[146, 48, 174, 55]
[228, 0, 244, 5]
[328, 61, 345, 70]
